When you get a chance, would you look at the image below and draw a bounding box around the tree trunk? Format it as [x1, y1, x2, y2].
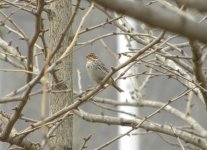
[48, 0, 73, 149]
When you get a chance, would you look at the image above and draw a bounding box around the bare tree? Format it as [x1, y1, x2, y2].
[0, 0, 207, 150]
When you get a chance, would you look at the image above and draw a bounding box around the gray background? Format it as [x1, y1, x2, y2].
[0, 0, 207, 150]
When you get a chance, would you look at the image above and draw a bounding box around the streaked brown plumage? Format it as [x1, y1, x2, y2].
[86, 53, 124, 93]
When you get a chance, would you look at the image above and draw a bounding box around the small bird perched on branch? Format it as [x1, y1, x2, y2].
[86, 53, 124, 93]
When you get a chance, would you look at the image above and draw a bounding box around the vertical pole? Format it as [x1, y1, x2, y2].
[117, 18, 140, 150]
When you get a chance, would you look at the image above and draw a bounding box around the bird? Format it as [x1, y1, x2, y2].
[86, 53, 124, 93]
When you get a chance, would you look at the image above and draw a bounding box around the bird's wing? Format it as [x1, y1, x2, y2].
[97, 60, 109, 74]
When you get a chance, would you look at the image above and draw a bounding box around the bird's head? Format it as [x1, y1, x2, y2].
[86, 53, 98, 62]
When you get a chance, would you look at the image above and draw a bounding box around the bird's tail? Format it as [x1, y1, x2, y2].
[112, 83, 124, 93]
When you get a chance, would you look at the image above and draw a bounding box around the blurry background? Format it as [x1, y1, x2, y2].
[0, 0, 207, 149]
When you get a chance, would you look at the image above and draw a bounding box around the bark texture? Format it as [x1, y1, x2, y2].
[48, 0, 73, 149]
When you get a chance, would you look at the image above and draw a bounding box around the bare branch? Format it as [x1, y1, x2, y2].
[91, 0, 207, 43]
